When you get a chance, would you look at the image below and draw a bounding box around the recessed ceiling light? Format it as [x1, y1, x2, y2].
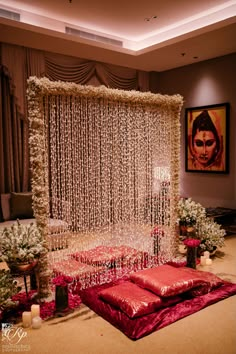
[144, 16, 157, 22]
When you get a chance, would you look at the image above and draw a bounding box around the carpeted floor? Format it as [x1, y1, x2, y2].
[2, 235, 236, 354]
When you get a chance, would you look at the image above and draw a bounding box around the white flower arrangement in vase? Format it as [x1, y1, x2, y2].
[0, 220, 47, 269]
[177, 198, 206, 226]
[196, 217, 226, 253]
[176, 197, 226, 254]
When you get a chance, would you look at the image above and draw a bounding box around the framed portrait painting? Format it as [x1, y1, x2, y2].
[185, 102, 229, 173]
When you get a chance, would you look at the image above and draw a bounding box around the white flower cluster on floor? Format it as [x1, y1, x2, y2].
[196, 217, 225, 252]
[177, 198, 226, 252]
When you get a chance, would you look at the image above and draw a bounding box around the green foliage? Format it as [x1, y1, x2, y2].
[0, 269, 21, 309]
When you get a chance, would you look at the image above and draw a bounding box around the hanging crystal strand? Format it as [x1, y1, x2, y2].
[49, 95, 58, 252]
[102, 99, 109, 231]
[137, 105, 143, 228]
[75, 96, 82, 232]
[171, 106, 181, 258]
[64, 95, 71, 244]
[94, 99, 99, 229]
[82, 96, 87, 231]
[67, 95, 73, 234]
[88, 98, 94, 231]
[58, 95, 64, 250]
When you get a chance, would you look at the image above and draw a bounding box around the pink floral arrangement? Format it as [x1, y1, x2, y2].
[183, 238, 201, 248]
[52, 275, 73, 287]
[151, 226, 164, 237]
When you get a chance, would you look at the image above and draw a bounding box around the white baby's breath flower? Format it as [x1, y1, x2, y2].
[177, 197, 226, 252]
[0, 221, 47, 264]
[196, 217, 225, 252]
[177, 198, 206, 226]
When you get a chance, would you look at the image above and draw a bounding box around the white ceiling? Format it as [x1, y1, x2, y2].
[0, 0, 236, 71]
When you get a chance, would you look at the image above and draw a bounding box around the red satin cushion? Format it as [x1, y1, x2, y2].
[181, 268, 224, 296]
[130, 264, 209, 297]
[71, 245, 139, 266]
[99, 281, 163, 318]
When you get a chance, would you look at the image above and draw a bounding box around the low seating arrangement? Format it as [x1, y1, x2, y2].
[51, 245, 152, 289]
[80, 265, 236, 340]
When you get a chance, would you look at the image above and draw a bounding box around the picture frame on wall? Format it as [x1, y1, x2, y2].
[185, 102, 230, 173]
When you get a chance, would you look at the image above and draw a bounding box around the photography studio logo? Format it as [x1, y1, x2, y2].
[1, 323, 30, 352]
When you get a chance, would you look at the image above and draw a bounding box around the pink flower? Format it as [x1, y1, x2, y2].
[151, 226, 164, 237]
[52, 275, 73, 287]
[183, 238, 201, 248]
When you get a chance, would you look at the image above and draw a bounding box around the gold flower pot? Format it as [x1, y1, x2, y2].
[7, 259, 38, 273]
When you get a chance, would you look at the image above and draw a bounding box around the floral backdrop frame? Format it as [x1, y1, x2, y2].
[27, 77, 183, 298]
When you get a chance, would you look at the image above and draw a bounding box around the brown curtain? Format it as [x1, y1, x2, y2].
[44, 52, 148, 90]
[0, 65, 29, 193]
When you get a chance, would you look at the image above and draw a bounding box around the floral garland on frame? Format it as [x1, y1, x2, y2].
[27, 76, 183, 296]
[27, 79, 51, 299]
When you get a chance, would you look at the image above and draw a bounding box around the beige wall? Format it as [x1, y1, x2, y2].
[150, 53, 236, 208]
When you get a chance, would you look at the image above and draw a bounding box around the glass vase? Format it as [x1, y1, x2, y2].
[186, 226, 196, 237]
[179, 224, 187, 236]
[55, 285, 69, 313]
[186, 246, 197, 269]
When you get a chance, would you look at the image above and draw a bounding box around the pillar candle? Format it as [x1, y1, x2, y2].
[32, 316, 42, 329]
[22, 311, 31, 328]
[205, 258, 212, 265]
[31, 304, 40, 319]
[203, 251, 210, 259]
[200, 256, 206, 266]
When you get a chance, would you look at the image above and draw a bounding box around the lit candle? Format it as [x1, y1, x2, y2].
[205, 258, 212, 265]
[203, 251, 210, 259]
[32, 316, 42, 329]
[31, 304, 40, 319]
[22, 311, 31, 328]
[200, 256, 206, 266]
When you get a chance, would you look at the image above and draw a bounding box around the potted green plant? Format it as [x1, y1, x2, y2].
[0, 269, 21, 321]
[0, 220, 47, 273]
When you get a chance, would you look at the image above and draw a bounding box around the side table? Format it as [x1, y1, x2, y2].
[8, 264, 38, 297]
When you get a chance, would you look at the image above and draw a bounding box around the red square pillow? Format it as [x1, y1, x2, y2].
[130, 265, 209, 297]
[99, 281, 163, 318]
[181, 268, 224, 296]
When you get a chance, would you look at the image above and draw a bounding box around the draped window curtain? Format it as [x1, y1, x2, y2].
[0, 65, 29, 194]
[0, 42, 150, 194]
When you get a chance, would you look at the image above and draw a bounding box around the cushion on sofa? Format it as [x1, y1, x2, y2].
[1, 193, 11, 221]
[10, 192, 34, 219]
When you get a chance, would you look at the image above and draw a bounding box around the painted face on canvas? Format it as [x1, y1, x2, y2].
[193, 130, 217, 166]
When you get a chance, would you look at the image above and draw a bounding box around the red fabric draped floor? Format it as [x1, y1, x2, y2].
[80, 273, 236, 340]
